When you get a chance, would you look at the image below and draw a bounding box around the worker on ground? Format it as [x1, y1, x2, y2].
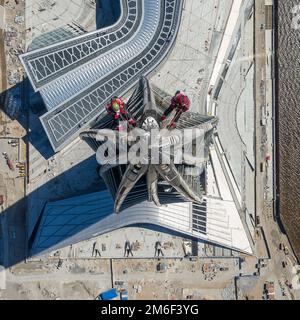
[160, 91, 191, 128]
[106, 97, 136, 131]
[154, 241, 164, 257]
[124, 240, 134, 257]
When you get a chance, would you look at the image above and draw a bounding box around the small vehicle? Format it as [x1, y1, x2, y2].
[120, 290, 128, 300]
[220, 267, 229, 272]
[96, 288, 118, 301]
[8, 139, 18, 144]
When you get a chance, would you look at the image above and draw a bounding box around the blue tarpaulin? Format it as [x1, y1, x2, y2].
[98, 289, 118, 300]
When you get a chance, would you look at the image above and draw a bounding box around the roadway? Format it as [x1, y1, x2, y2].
[254, 0, 300, 300]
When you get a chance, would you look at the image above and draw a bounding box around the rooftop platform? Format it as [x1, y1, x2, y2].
[151, 0, 233, 114]
[30, 189, 252, 256]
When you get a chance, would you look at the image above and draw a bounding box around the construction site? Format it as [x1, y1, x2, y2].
[0, 0, 300, 301]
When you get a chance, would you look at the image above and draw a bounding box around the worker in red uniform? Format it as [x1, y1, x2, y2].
[106, 97, 136, 131]
[160, 91, 191, 128]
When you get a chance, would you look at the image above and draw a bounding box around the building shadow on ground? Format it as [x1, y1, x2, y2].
[0, 154, 102, 268]
[0, 75, 55, 160]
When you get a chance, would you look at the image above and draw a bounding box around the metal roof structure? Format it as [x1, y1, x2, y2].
[80, 77, 217, 212]
[28, 24, 86, 52]
[20, 0, 183, 151]
[30, 190, 252, 255]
